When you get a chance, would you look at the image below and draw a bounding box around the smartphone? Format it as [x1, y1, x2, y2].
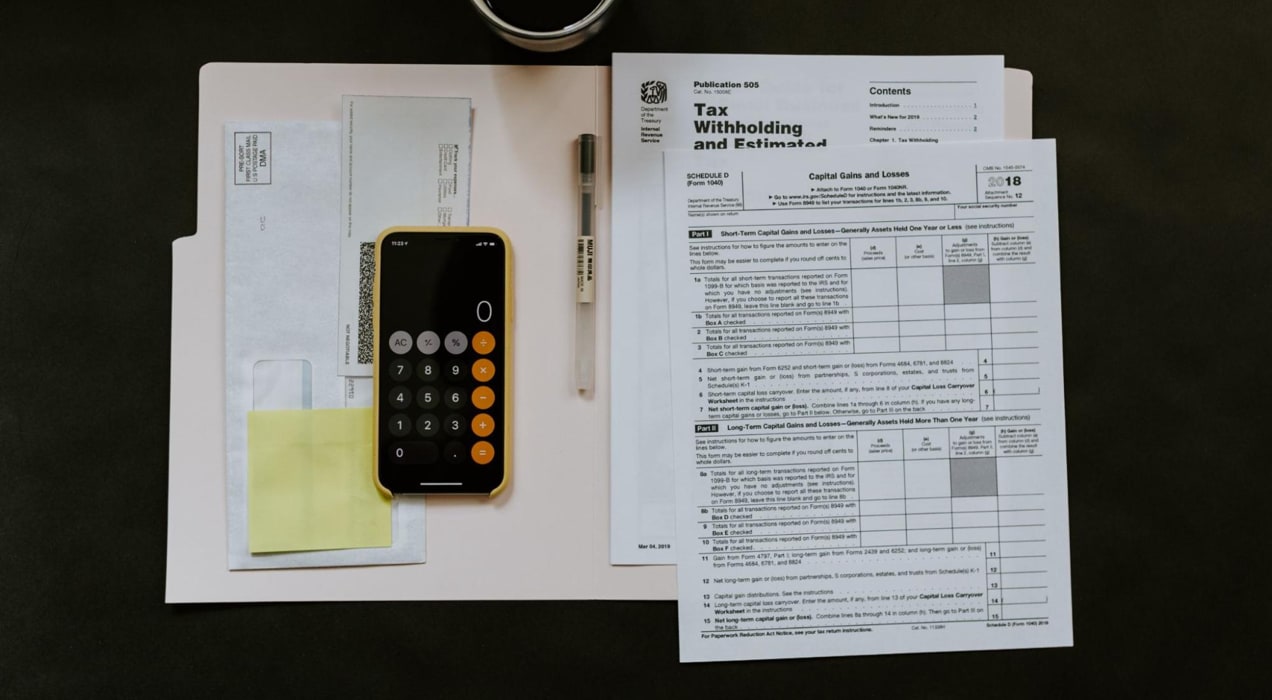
[373, 226, 512, 497]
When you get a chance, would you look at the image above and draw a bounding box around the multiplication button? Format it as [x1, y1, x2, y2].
[472, 359, 496, 382]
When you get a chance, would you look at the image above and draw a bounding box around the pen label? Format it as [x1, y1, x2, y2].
[576, 236, 595, 303]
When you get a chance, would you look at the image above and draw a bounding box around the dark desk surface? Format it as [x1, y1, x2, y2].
[2, 1, 1267, 694]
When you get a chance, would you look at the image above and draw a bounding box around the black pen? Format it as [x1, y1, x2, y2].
[575, 133, 597, 393]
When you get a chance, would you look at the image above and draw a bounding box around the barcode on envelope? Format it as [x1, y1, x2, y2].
[356, 242, 375, 365]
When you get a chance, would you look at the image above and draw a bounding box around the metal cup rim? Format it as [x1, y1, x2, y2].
[469, 0, 617, 41]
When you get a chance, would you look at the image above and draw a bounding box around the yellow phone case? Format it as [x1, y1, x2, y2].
[372, 226, 513, 498]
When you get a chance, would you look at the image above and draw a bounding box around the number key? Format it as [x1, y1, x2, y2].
[444, 361, 465, 380]
[387, 386, 412, 410]
[388, 414, 412, 437]
[443, 387, 467, 410]
[416, 358, 440, 382]
[417, 387, 440, 409]
[387, 358, 412, 381]
[416, 414, 440, 438]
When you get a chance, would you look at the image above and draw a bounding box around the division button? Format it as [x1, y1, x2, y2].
[471, 358, 496, 382]
[471, 441, 495, 465]
[471, 386, 495, 410]
[387, 386, 412, 410]
[443, 441, 466, 465]
[472, 331, 496, 355]
[416, 331, 441, 355]
[444, 331, 468, 354]
[471, 413, 495, 438]
[389, 331, 414, 355]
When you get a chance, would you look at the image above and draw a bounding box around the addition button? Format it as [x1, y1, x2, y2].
[471, 413, 495, 438]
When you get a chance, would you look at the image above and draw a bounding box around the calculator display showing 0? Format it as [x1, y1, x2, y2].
[373, 227, 511, 497]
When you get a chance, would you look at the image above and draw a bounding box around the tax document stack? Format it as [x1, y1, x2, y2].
[662, 140, 1071, 662]
[610, 52, 1007, 564]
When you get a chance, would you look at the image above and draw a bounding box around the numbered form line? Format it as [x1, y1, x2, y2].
[697, 539, 1048, 556]
[687, 230, 1038, 244]
[698, 508, 1046, 525]
[704, 200, 1037, 215]
[697, 618, 1051, 638]
[697, 523, 1048, 541]
[693, 315, 1040, 329]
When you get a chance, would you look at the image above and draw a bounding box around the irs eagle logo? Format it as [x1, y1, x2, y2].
[640, 80, 668, 104]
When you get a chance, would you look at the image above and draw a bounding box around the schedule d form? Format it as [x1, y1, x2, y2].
[663, 140, 1072, 662]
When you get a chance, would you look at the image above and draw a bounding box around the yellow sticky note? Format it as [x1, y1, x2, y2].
[247, 408, 391, 553]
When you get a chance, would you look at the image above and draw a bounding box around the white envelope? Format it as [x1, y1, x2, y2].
[223, 121, 426, 569]
[167, 63, 1031, 602]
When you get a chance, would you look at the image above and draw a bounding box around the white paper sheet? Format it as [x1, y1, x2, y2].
[225, 121, 425, 569]
[663, 140, 1072, 661]
[610, 53, 1006, 563]
[336, 96, 473, 377]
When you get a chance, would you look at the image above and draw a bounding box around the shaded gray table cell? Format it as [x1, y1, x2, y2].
[944, 264, 991, 304]
[951, 456, 998, 497]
